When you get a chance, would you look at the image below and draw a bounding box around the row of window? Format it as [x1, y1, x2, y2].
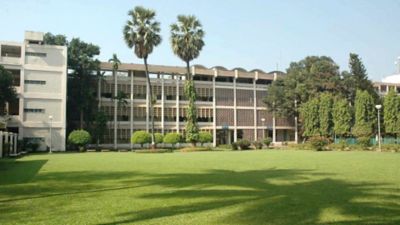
[25, 52, 47, 57]
[25, 80, 46, 85]
[24, 108, 45, 113]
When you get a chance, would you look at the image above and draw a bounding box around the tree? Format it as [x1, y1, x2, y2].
[67, 38, 100, 129]
[170, 15, 205, 146]
[93, 111, 108, 150]
[154, 133, 164, 148]
[319, 93, 334, 137]
[353, 90, 376, 138]
[68, 130, 92, 151]
[198, 131, 212, 146]
[342, 53, 378, 104]
[108, 54, 121, 150]
[265, 56, 342, 118]
[0, 66, 17, 116]
[123, 6, 162, 148]
[131, 131, 151, 148]
[332, 97, 352, 137]
[383, 88, 400, 136]
[43, 32, 68, 46]
[300, 97, 320, 137]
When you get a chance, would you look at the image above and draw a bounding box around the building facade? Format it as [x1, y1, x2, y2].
[0, 31, 67, 151]
[98, 62, 296, 148]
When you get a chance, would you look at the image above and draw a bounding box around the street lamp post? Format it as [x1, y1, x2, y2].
[261, 118, 266, 138]
[375, 105, 382, 152]
[49, 115, 53, 153]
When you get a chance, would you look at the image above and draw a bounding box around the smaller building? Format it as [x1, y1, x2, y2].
[374, 59, 400, 95]
[0, 31, 67, 151]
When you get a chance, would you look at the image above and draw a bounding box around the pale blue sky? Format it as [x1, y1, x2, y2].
[1, 0, 400, 81]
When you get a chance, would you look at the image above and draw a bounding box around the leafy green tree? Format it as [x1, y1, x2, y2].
[109, 54, 121, 150]
[353, 90, 376, 138]
[170, 15, 205, 146]
[300, 97, 320, 137]
[123, 6, 162, 148]
[43, 32, 68, 46]
[342, 53, 378, 104]
[319, 93, 334, 137]
[93, 111, 108, 149]
[0, 66, 17, 116]
[68, 130, 92, 151]
[265, 56, 341, 118]
[131, 131, 151, 148]
[67, 38, 100, 129]
[383, 88, 400, 136]
[198, 131, 212, 146]
[332, 97, 352, 137]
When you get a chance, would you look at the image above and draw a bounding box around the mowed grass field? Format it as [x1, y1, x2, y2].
[0, 150, 399, 225]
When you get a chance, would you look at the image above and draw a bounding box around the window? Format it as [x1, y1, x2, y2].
[25, 80, 46, 85]
[25, 52, 47, 57]
[1, 45, 21, 57]
[24, 108, 45, 113]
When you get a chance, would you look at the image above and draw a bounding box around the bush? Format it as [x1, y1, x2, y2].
[380, 144, 400, 152]
[68, 130, 91, 151]
[217, 144, 231, 149]
[253, 141, 263, 149]
[329, 140, 349, 151]
[135, 149, 172, 153]
[154, 133, 164, 147]
[308, 136, 329, 151]
[357, 136, 371, 149]
[231, 142, 238, 150]
[237, 139, 251, 150]
[198, 131, 213, 146]
[179, 147, 212, 152]
[263, 137, 272, 148]
[131, 131, 151, 148]
[163, 133, 181, 148]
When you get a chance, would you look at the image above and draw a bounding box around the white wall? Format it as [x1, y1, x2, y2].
[23, 99, 62, 122]
[24, 45, 66, 68]
[24, 70, 62, 93]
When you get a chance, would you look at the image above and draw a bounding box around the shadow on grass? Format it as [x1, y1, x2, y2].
[0, 159, 47, 185]
[100, 169, 400, 225]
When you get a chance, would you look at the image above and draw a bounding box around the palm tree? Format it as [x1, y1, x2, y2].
[170, 15, 205, 146]
[108, 54, 121, 150]
[123, 6, 162, 148]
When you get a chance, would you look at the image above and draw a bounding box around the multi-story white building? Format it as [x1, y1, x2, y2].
[0, 31, 67, 151]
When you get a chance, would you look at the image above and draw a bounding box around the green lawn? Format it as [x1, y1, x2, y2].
[0, 150, 399, 225]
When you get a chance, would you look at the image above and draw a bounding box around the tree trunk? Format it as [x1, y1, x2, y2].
[144, 57, 156, 149]
[80, 110, 83, 129]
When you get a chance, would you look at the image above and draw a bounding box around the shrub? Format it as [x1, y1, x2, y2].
[237, 139, 251, 150]
[308, 136, 329, 151]
[154, 133, 164, 147]
[231, 142, 238, 150]
[381, 144, 400, 152]
[263, 137, 272, 148]
[253, 141, 263, 149]
[179, 147, 211, 152]
[357, 136, 371, 149]
[131, 131, 151, 148]
[217, 144, 231, 149]
[163, 133, 181, 148]
[68, 129, 91, 151]
[135, 149, 172, 153]
[198, 131, 213, 146]
[329, 140, 349, 151]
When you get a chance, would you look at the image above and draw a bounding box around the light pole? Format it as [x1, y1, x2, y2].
[49, 115, 53, 153]
[261, 118, 266, 138]
[375, 105, 382, 152]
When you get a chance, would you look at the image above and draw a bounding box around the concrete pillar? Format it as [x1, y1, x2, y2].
[253, 77, 257, 141]
[161, 74, 165, 134]
[272, 115, 277, 144]
[212, 72, 217, 147]
[233, 70, 238, 142]
[0, 131, 3, 158]
[130, 70, 134, 150]
[4, 132, 9, 156]
[9, 133, 14, 155]
[146, 74, 150, 132]
[13, 134, 17, 155]
[114, 71, 118, 150]
[176, 77, 180, 133]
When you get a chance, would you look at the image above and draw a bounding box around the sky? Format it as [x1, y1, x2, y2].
[1, 0, 400, 81]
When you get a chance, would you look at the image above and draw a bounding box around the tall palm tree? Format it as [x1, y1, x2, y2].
[109, 54, 121, 150]
[170, 15, 205, 146]
[123, 6, 162, 148]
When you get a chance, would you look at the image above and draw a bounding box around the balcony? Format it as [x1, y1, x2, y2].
[0, 45, 22, 65]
